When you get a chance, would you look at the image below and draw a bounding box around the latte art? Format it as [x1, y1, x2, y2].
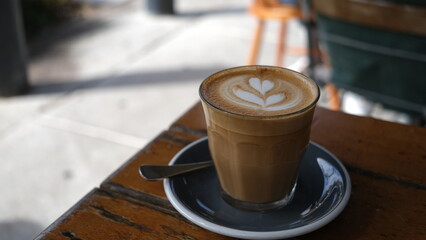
[200, 66, 319, 116]
[228, 77, 302, 111]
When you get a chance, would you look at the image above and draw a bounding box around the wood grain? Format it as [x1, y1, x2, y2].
[300, 172, 426, 240]
[35, 101, 426, 240]
[35, 170, 426, 240]
[102, 130, 204, 201]
[169, 102, 207, 137]
[311, 107, 426, 188]
[35, 189, 227, 240]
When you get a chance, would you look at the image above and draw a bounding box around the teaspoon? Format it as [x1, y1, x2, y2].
[139, 161, 214, 180]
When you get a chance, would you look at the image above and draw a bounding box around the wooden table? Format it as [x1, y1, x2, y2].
[35, 103, 426, 240]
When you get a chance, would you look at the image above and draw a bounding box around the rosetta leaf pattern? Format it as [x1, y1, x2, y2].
[234, 78, 285, 108]
[234, 89, 264, 106]
[266, 94, 284, 106]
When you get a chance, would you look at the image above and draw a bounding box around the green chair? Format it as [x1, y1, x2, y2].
[312, 0, 426, 121]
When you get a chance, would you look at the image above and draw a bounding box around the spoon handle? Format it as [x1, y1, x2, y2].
[139, 161, 213, 180]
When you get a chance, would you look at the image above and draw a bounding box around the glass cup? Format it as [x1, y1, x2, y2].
[199, 66, 320, 211]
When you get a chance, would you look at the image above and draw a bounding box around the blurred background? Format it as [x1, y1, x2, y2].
[0, 0, 424, 239]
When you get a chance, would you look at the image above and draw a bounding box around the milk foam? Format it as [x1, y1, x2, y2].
[201, 67, 318, 116]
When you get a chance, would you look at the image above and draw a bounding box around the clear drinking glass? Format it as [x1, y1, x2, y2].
[199, 65, 320, 211]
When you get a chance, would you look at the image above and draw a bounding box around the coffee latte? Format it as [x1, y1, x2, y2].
[200, 66, 319, 210]
[200, 66, 318, 116]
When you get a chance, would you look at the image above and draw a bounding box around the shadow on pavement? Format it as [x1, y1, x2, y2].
[29, 19, 109, 59]
[28, 66, 227, 95]
[177, 7, 246, 17]
[0, 219, 43, 240]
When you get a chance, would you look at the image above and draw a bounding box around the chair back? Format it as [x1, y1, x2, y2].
[312, 0, 426, 115]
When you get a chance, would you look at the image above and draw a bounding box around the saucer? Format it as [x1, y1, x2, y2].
[164, 137, 351, 240]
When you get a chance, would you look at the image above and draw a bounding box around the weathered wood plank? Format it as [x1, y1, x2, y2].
[169, 102, 206, 136]
[101, 130, 204, 201]
[36, 102, 426, 240]
[311, 107, 426, 188]
[35, 171, 426, 240]
[299, 172, 426, 240]
[35, 189, 227, 240]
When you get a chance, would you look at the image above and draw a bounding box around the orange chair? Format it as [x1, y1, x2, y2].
[247, 0, 302, 67]
[247, 0, 341, 110]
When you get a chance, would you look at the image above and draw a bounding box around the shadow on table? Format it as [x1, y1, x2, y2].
[0, 219, 43, 240]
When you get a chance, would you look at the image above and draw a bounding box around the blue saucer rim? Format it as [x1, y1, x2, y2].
[164, 137, 351, 240]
